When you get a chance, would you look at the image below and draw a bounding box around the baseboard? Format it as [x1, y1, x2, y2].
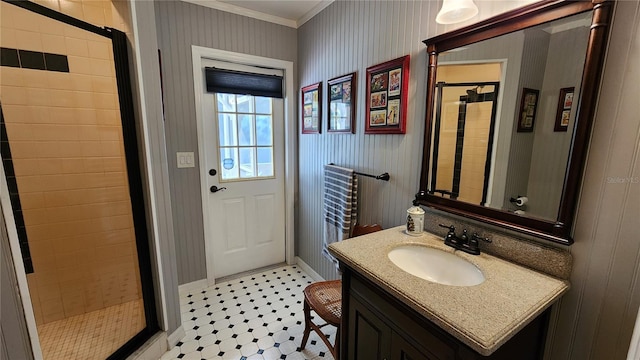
[167, 325, 185, 348]
[178, 279, 208, 296]
[295, 256, 325, 281]
[127, 331, 167, 360]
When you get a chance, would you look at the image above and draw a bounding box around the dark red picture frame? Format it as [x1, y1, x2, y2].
[365, 55, 410, 134]
[301, 82, 322, 134]
[554, 87, 575, 132]
[516, 88, 539, 133]
[327, 72, 356, 133]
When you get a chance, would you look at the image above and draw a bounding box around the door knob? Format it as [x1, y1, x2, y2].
[209, 169, 217, 176]
[210, 185, 226, 193]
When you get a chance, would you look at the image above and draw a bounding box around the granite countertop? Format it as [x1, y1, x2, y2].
[328, 226, 570, 356]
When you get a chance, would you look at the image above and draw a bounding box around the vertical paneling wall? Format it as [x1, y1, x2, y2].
[503, 29, 549, 214]
[546, 1, 640, 359]
[154, 1, 297, 284]
[297, 0, 439, 280]
[526, 26, 589, 220]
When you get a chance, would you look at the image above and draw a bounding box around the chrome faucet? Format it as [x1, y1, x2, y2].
[438, 224, 491, 255]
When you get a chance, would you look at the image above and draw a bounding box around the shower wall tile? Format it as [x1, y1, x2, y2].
[1, 1, 142, 325]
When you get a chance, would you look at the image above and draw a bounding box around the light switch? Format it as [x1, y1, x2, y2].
[177, 152, 195, 168]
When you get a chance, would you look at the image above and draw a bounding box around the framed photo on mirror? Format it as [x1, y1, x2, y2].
[517, 88, 539, 132]
[365, 55, 409, 134]
[327, 72, 356, 133]
[554, 87, 575, 132]
[301, 82, 322, 134]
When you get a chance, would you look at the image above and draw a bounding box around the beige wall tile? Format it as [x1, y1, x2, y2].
[95, 109, 119, 125]
[19, 192, 45, 210]
[61, 289, 86, 317]
[4, 123, 34, 141]
[91, 76, 114, 93]
[1, 86, 28, 105]
[22, 70, 49, 89]
[74, 90, 95, 108]
[40, 298, 65, 323]
[75, 108, 98, 125]
[0, 27, 17, 48]
[15, 30, 43, 51]
[0, 2, 17, 30]
[93, 92, 116, 109]
[1, 105, 29, 124]
[59, 0, 84, 22]
[11, 159, 38, 176]
[0, 67, 23, 87]
[101, 141, 121, 157]
[82, 3, 105, 26]
[83, 157, 104, 172]
[37, 159, 64, 175]
[32, 0, 61, 12]
[49, 107, 77, 125]
[102, 157, 123, 172]
[68, 55, 92, 75]
[26, 88, 53, 107]
[8, 142, 39, 159]
[90, 58, 112, 77]
[88, 41, 111, 60]
[64, 36, 89, 57]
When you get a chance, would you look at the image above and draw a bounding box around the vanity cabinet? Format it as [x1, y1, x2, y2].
[342, 266, 550, 360]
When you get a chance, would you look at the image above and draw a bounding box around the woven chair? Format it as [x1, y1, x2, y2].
[300, 224, 382, 359]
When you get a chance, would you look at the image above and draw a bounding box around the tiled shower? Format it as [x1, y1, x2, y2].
[1, 1, 149, 358]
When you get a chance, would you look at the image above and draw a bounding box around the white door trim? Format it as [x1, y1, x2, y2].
[0, 161, 44, 360]
[191, 46, 296, 286]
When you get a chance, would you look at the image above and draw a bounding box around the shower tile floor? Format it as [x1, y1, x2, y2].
[38, 299, 145, 359]
[160, 265, 336, 360]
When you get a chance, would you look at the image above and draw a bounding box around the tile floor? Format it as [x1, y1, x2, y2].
[160, 265, 336, 360]
[38, 299, 145, 359]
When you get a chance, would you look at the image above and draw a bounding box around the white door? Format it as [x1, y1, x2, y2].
[201, 60, 285, 278]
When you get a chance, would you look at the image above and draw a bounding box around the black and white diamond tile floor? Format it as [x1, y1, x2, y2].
[160, 265, 336, 360]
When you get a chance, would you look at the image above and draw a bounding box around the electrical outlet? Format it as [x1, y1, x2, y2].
[177, 152, 195, 168]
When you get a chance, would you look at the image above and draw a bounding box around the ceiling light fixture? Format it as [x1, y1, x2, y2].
[436, 0, 479, 24]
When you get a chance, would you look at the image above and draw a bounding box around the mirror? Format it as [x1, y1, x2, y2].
[418, 0, 614, 244]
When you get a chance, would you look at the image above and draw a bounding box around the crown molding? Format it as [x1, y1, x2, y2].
[180, 0, 334, 29]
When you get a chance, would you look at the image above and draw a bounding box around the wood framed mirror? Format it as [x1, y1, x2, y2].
[417, 0, 614, 244]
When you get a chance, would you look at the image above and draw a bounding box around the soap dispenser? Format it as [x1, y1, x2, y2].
[406, 205, 425, 236]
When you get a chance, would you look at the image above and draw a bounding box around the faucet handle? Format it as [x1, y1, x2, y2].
[438, 224, 455, 232]
[471, 233, 492, 243]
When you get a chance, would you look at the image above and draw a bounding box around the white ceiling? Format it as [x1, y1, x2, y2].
[181, 0, 333, 28]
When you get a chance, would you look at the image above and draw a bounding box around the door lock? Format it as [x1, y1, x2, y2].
[210, 185, 226, 193]
[209, 169, 217, 176]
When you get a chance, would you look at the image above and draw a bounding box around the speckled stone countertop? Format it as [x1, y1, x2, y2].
[328, 226, 570, 356]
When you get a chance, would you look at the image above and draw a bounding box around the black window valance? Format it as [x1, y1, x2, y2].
[205, 67, 284, 98]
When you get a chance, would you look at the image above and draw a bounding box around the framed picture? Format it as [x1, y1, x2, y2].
[327, 72, 356, 133]
[554, 87, 575, 132]
[301, 82, 322, 134]
[517, 88, 539, 132]
[365, 55, 410, 134]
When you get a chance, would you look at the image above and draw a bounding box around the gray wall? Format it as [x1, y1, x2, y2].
[297, 0, 640, 359]
[545, 1, 640, 358]
[297, 0, 440, 280]
[503, 29, 549, 214]
[154, 0, 298, 284]
[1, 207, 33, 360]
[124, 0, 182, 333]
[526, 26, 589, 220]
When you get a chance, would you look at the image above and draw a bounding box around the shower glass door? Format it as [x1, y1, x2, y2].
[1, 1, 157, 358]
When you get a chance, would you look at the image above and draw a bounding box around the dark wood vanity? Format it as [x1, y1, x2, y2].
[342, 266, 549, 360]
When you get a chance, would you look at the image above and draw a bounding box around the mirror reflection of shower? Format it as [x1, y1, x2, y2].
[431, 81, 500, 205]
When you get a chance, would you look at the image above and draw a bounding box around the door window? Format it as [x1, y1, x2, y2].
[216, 94, 274, 181]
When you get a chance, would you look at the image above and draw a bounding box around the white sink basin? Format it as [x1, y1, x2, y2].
[388, 245, 485, 286]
